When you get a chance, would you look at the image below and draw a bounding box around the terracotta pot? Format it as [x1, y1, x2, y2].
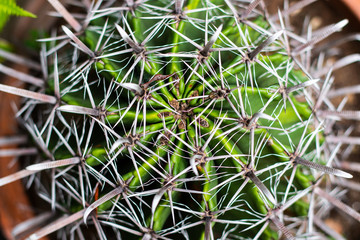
[0, 1, 53, 238]
[342, 0, 360, 22]
[0, 67, 34, 239]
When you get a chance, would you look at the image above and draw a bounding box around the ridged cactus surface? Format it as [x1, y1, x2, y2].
[0, 0, 358, 239]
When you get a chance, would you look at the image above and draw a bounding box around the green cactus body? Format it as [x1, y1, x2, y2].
[0, 0, 355, 240]
[47, 1, 314, 238]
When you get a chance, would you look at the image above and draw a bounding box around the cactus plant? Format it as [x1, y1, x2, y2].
[0, 0, 359, 239]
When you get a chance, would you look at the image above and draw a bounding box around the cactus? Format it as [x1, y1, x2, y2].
[0, 0, 359, 239]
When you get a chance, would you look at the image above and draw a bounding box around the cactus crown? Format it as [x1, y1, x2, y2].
[0, 0, 358, 239]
